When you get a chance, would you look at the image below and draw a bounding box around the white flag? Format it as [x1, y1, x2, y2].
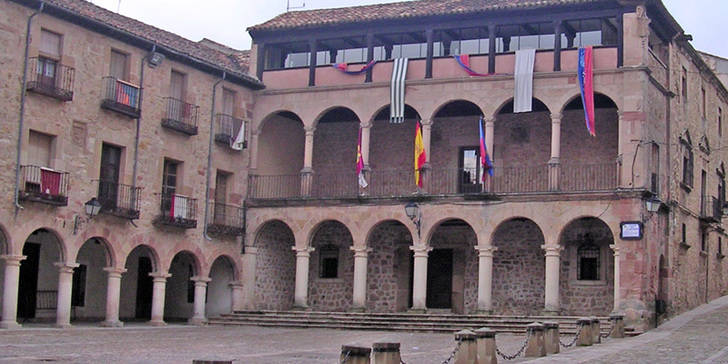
[231, 122, 246, 151]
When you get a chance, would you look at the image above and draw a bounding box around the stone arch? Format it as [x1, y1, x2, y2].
[165, 250, 204, 321]
[369, 104, 422, 195]
[74, 237, 115, 268]
[24, 227, 67, 263]
[251, 219, 295, 247]
[311, 107, 362, 198]
[307, 220, 355, 311]
[305, 219, 355, 249]
[312, 106, 362, 129]
[72, 237, 116, 323]
[364, 218, 415, 247]
[256, 109, 304, 135]
[425, 217, 480, 247]
[365, 219, 414, 313]
[492, 97, 551, 119]
[254, 219, 296, 310]
[119, 244, 161, 321]
[207, 255, 238, 317]
[255, 110, 305, 181]
[368, 103, 421, 125]
[558, 91, 621, 115]
[0, 222, 10, 255]
[165, 249, 203, 277]
[430, 99, 484, 121]
[16, 228, 67, 321]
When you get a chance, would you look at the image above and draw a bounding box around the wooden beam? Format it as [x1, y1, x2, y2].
[553, 21, 562, 72]
[366, 32, 374, 83]
[425, 29, 434, 79]
[488, 24, 496, 74]
[308, 39, 317, 87]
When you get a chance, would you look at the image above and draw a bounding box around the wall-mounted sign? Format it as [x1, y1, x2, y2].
[620, 221, 643, 240]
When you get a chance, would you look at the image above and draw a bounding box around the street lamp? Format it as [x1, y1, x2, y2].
[645, 195, 661, 213]
[405, 202, 421, 239]
[85, 197, 102, 218]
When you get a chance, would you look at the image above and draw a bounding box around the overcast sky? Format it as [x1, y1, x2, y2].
[90, 0, 727, 57]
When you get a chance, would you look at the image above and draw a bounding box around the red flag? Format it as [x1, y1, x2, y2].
[414, 122, 427, 188]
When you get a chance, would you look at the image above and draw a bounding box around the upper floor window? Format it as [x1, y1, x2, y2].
[27, 130, 54, 168]
[110, 49, 129, 81]
[719, 107, 723, 138]
[681, 67, 688, 103]
[39, 29, 61, 59]
[222, 88, 236, 116]
[162, 159, 179, 197]
[170, 70, 186, 101]
[680, 132, 694, 189]
[577, 243, 600, 281]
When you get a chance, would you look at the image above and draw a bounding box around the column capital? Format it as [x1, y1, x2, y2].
[293, 246, 315, 257]
[360, 121, 372, 129]
[609, 244, 620, 255]
[304, 126, 316, 136]
[541, 245, 563, 256]
[350, 246, 371, 257]
[244, 246, 258, 255]
[191, 276, 212, 284]
[54, 262, 80, 273]
[103, 267, 127, 277]
[420, 118, 433, 127]
[475, 245, 498, 257]
[0, 255, 26, 265]
[229, 281, 245, 289]
[149, 272, 172, 281]
[550, 113, 563, 122]
[410, 245, 432, 257]
[484, 118, 496, 126]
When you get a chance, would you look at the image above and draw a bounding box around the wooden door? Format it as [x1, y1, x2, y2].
[99, 144, 121, 210]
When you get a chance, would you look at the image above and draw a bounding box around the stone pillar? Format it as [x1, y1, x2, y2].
[293, 247, 314, 309]
[229, 281, 245, 312]
[475, 245, 497, 313]
[610, 244, 621, 312]
[544, 321, 560, 354]
[249, 131, 259, 170]
[149, 272, 171, 326]
[300, 126, 315, 196]
[101, 267, 126, 327]
[577, 317, 593, 346]
[591, 317, 601, 344]
[475, 327, 497, 364]
[485, 118, 495, 191]
[371, 342, 401, 364]
[351, 246, 370, 311]
[454, 329, 477, 364]
[340, 345, 371, 364]
[609, 313, 625, 338]
[0, 255, 25, 329]
[410, 245, 431, 311]
[189, 276, 212, 325]
[542, 245, 562, 314]
[548, 113, 562, 191]
[241, 246, 257, 310]
[525, 322, 546, 357]
[55, 262, 79, 328]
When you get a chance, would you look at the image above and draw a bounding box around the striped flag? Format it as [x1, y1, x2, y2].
[578, 46, 596, 136]
[479, 117, 494, 181]
[414, 121, 426, 188]
[356, 127, 367, 188]
[390, 58, 408, 123]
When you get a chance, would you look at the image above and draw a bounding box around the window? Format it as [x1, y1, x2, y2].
[213, 170, 230, 224]
[560, 18, 619, 49]
[577, 243, 600, 281]
[701, 229, 708, 252]
[28, 130, 53, 167]
[682, 223, 687, 244]
[222, 88, 235, 116]
[110, 49, 128, 81]
[99, 143, 122, 209]
[719, 237, 723, 257]
[170, 70, 186, 101]
[71, 264, 87, 307]
[39, 29, 61, 58]
[702, 87, 707, 119]
[681, 67, 688, 103]
[319, 244, 339, 279]
[459, 147, 483, 193]
[651, 144, 660, 193]
[680, 133, 694, 188]
[162, 159, 179, 197]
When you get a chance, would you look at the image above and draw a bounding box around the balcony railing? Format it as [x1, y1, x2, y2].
[700, 196, 722, 223]
[161, 97, 199, 135]
[207, 201, 244, 236]
[248, 174, 302, 199]
[18, 165, 69, 206]
[428, 168, 484, 195]
[311, 171, 359, 198]
[26, 57, 74, 101]
[492, 165, 549, 193]
[214, 114, 245, 149]
[153, 193, 197, 229]
[101, 76, 141, 118]
[367, 168, 417, 197]
[96, 180, 142, 220]
[559, 163, 618, 192]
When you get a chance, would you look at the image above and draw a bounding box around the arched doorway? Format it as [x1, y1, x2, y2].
[558, 217, 615, 316]
[18, 229, 64, 322]
[491, 218, 545, 315]
[255, 220, 296, 310]
[120, 245, 157, 322]
[72, 237, 113, 323]
[369, 105, 421, 196]
[312, 107, 360, 198]
[308, 220, 354, 311]
[164, 251, 200, 322]
[427, 219, 478, 313]
[365, 220, 413, 312]
[252, 111, 305, 199]
[207, 255, 236, 317]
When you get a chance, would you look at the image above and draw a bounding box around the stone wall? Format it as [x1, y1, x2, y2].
[366, 222, 412, 313]
[429, 222, 478, 314]
[255, 221, 295, 310]
[308, 221, 354, 311]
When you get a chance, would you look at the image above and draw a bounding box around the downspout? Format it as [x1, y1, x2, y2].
[14, 1, 44, 213]
[132, 45, 155, 192]
[203, 72, 226, 241]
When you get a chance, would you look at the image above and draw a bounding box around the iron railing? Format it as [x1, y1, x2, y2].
[559, 163, 618, 192]
[248, 174, 302, 199]
[207, 201, 244, 236]
[366, 168, 417, 197]
[492, 165, 549, 193]
[18, 165, 69, 206]
[311, 171, 359, 198]
[215, 113, 246, 148]
[428, 168, 484, 195]
[36, 290, 58, 310]
[154, 193, 197, 229]
[700, 195, 722, 222]
[26, 57, 74, 101]
[97, 180, 142, 219]
[101, 76, 141, 117]
[162, 97, 199, 135]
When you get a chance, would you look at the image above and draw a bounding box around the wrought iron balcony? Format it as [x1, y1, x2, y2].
[101, 76, 141, 118]
[153, 193, 197, 229]
[18, 165, 69, 206]
[161, 97, 199, 135]
[26, 57, 74, 101]
[700, 196, 722, 223]
[207, 201, 244, 236]
[214, 114, 246, 150]
[96, 180, 142, 220]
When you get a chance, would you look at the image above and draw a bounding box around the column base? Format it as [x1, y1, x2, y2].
[100, 320, 124, 328]
[148, 320, 167, 327]
[291, 305, 310, 311]
[0, 321, 21, 329]
[541, 309, 561, 316]
[348, 307, 366, 313]
[407, 308, 427, 314]
[188, 317, 208, 326]
[476, 310, 494, 315]
[55, 323, 73, 329]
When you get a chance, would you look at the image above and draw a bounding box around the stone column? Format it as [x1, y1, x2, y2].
[189, 276, 212, 325]
[542, 244, 562, 314]
[610, 244, 621, 312]
[149, 272, 171, 326]
[300, 126, 316, 196]
[241, 246, 257, 310]
[55, 262, 79, 328]
[485, 118, 495, 191]
[351, 246, 370, 311]
[0, 255, 25, 329]
[101, 267, 126, 327]
[549, 113, 562, 191]
[229, 281, 245, 312]
[410, 245, 431, 311]
[293, 246, 314, 309]
[475, 246, 497, 313]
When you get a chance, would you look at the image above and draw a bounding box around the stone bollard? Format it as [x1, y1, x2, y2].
[340, 345, 371, 364]
[454, 329, 477, 364]
[609, 313, 626, 339]
[543, 321, 560, 354]
[372, 342, 401, 364]
[524, 322, 546, 358]
[576, 318, 593, 346]
[590, 317, 601, 344]
[474, 327, 497, 364]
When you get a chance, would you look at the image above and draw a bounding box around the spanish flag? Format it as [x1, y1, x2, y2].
[414, 121, 427, 188]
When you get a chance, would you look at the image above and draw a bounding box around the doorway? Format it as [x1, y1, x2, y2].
[426, 249, 453, 309]
[17, 243, 40, 319]
[135, 257, 153, 319]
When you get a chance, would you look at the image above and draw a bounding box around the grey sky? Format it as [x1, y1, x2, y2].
[90, 0, 727, 57]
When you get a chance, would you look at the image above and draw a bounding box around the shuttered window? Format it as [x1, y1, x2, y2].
[39, 29, 61, 58]
[222, 88, 235, 116]
[170, 71, 185, 100]
[110, 50, 128, 81]
[28, 130, 53, 167]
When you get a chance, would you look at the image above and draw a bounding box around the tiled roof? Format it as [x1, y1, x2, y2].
[30, 0, 259, 86]
[249, 0, 604, 32]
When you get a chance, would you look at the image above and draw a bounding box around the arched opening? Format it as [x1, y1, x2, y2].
[71, 238, 113, 323]
[308, 220, 354, 311]
[561, 93, 619, 191]
[312, 107, 360, 198]
[207, 255, 236, 317]
[427, 219, 478, 313]
[164, 251, 200, 322]
[17, 229, 64, 322]
[558, 217, 615, 316]
[365, 220, 414, 312]
[491, 218, 545, 315]
[255, 220, 296, 310]
[120, 245, 157, 322]
[369, 105, 421, 196]
[253, 111, 305, 198]
[493, 98, 550, 193]
[430, 101, 485, 194]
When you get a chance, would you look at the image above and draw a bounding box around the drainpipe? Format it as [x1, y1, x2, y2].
[203, 72, 226, 241]
[14, 1, 44, 213]
[132, 45, 155, 191]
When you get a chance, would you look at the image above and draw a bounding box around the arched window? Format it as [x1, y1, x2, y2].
[319, 244, 339, 279]
[577, 244, 600, 280]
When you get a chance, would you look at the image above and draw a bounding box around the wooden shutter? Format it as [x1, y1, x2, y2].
[28, 131, 52, 167]
[39, 30, 61, 58]
[170, 71, 185, 100]
[222, 89, 235, 115]
[110, 50, 128, 80]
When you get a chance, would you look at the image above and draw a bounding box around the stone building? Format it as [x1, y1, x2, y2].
[0, 0, 727, 332]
